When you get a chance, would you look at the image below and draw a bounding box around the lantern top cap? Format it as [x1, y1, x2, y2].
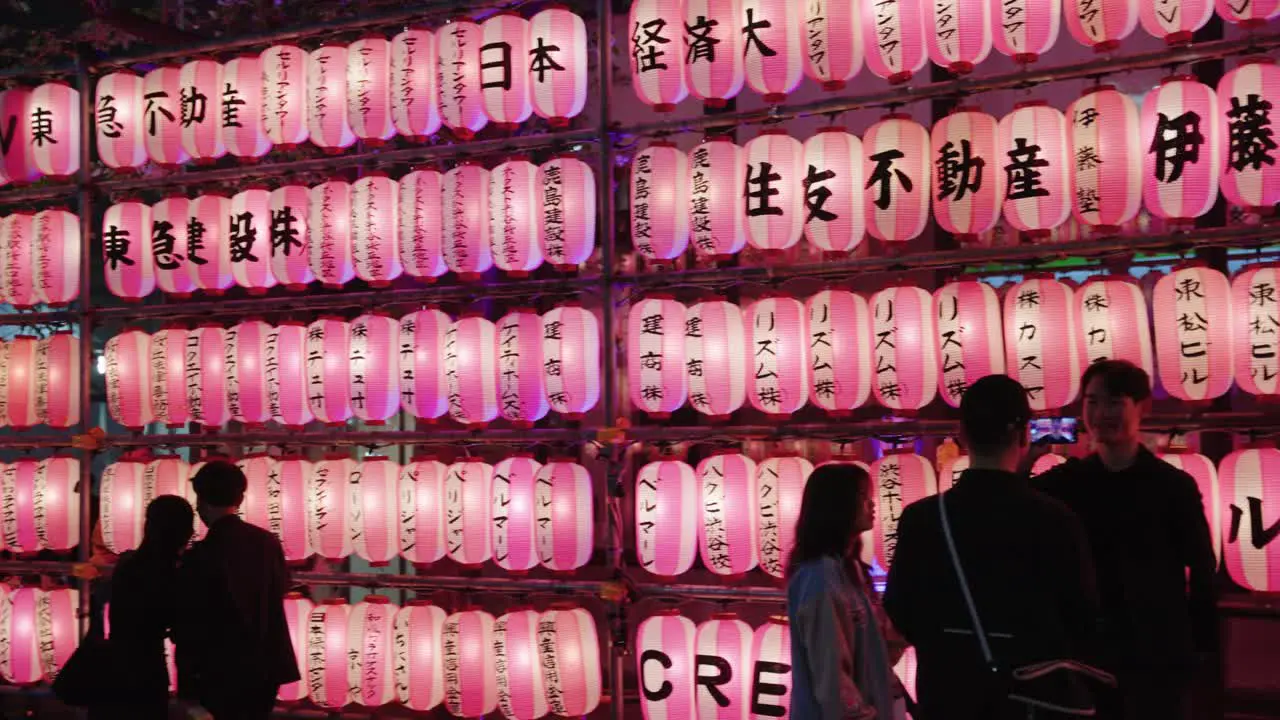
[459, 309, 487, 319]
[508, 306, 538, 315]
[647, 139, 677, 148]
[409, 453, 440, 462]
[766, 614, 789, 625]
[359, 169, 389, 179]
[285, 591, 307, 599]
[707, 448, 744, 458]
[1013, 99, 1049, 110]
[1083, 273, 1140, 286]
[949, 105, 983, 114]
[701, 134, 736, 142]
[490, 9, 522, 18]
[362, 455, 393, 462]
[321, 597, 348, 606]
[322, 451, 353, 461]
[504, 154, 531, 163]
[1082, 84, 1117, 95]
[363, 595, 392, 604]
[815, 125, 848, 134]
[548, 600, 579, 611]
[1161, 74, 1200, 84]
[709, 611, 739, 620]
[1238, 55, 1277, 66]
[880, 112, 912, 121]
[757, 127, 788, 137]
[405, 599, 436, 607]
[652, 607, 684, 617]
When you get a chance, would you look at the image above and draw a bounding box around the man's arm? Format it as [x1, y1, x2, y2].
[884, 504, 925, 649]
[172, 550, 206, 701]
[1172, 470, 1219, 655]
[1052, 508, 1101, 662]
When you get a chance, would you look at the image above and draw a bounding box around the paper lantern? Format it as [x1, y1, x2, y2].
[443, 163, 493, 280]
[438, 19, 489, 140]
[352, 457, 400, 567]
[801, 128, 865, 254]
[694, 615, 754, 716]
[36, 333, 80, 430]
[309, 179, 354, 288]
[802, 0, 863, 90]
[0, 88, 35, 185]
[744, 296, 809, 417]
[445, 459, 494, 566]
[489, 157, 542, 275]
[308, 455, 354, 560]
[491, 455, 542, 572]
[741, 0, 803, 102]
[697, 452, 759, 576]
[934, 281, 1005, 407]
[395, 602, 447, 710]
[307, 45, 355, 151]
[1220, 446, 1280, 591]
[346, 36, 395, 144]
[999, 102, 1070, 237]
[863, 115, 931, 243]
[1064, 0, 1138, 50]
[226, 319, 271, 426]
[0, 337, 34, 430]
[1, 212, 35, 308]
[306, 317, 352, 425]
[238, 454, 277, 531]
[27, 82, 79, 178]
[863, 0, 928, 83]
[635, 460, 698, 576]
[95, 72, 147, 170]
[32, 208, 79, 306]
[686, 300, 747, 418]
[1234, 265, 1280, 396]
[931, 109, 1002, 242]
[539, 606, 602, 716]
[445, 315, 499, 427]
[176, 59, 225, 163]
[273, 456, 313, 562]
[751, 618, 793, 718]
[1, 460, 40, 552]
[687, 138, 746, 258]
[443, 610, 498, 717]
[870, 286, 939, 411]
[806, 290, 872, 413]
[927, 0, 992, 74]
[529, 7, 588, 125]
[1153, 265, 1233, 401]
[636, 610, 696, 720]
[1066, 86, 1142, 232]
[1140, 0, 1212, 43]
[632, 142, 690, 261]
[150, 196, 195, 298]
[2, 588, 55, 685]
[105, 329, 153, 431]
[102, 200, 154, 300]
[1216, 0, 1280, 25]
[266, 321, 314, 428]
[681, 0, 744, 107]
[268, 184, 313, 289]
[870, 451, 937, 570]
[1032, 452, 1067, 475]
[221, 55, 271, 160]
[1219, 59, 1280, 213]
[188, 194, 234, 295]
[400, 309, 451, 422]
[539, 156, 595, 270]
[542, 304, 601, 418]
[894, 646, 919, 702]
[1003, 277, 1080, 411]
[756, 456, 811, 578]
[630, 0, 689, 111]
[399, 169, 446, 280]
[37, 457, 80, 553]
[1076, 277, 1155, 376]
[306, 599, 353, 709]
[187, 325, 230, 429]
[142, 66, 189, 166]
[279, 594, 313, 702]
[349, 312, 400, 424]
[1142, 77, 1223, 222]
[495, 310, 548, 427]
[629, 297, 687, 417]
[261, 44, 309, 147]
[1159, 450, 1221, 564]
[400, 457, 448, 566]
[479, 13, 533, 129]
[391, 29, 442, 140]
[495, 608, 547, 720]
[940, 454, 971, 491]
[148, 327, 189, 428]
[100, 457, 146, 554]
[744, 130, 804, 252]
[142, 456, 192, 511]
[535, 460, 594, 572]
[348, 596, 397, 708]
[991, 0, 1061, 63]
[44, 588, 81, 681]
[228, 188, 276, 293]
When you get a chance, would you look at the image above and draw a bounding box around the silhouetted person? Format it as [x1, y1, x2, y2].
[885, 375, 1100, 719]
[174, 460, 298, 720]
[1035, 360, 1218, 720]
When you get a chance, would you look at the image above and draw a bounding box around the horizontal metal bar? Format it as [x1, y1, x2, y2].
[0, 560, 78, 576]
[0, 434, 83, 450]
[0, 182, 80, 206]
[102, 427, 592, 449]
[0, 309, 80, 327]
[634, 581, 785, 603]
[292, 570, 603, 595]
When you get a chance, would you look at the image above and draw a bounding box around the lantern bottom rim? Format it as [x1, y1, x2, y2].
[1014, 52, 1039, 65]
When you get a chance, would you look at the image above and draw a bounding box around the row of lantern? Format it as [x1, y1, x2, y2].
[626, 266, 1266, 418]
[629, 0, 1277, 108]
[101, 160, 595, 299]
[0, 456, 81, 554]
[634, 69, 1277, 259]
[0, 83, 80, 185]
[0, 587, 79, 686]
[103, 308, 599, 430]
[0, 209, 80, 307]
[100, 453, 595, 572]
[0, 333, 81, 430]
[90, 9, 587, 170]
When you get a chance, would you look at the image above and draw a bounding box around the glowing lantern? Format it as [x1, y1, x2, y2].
[1216, 0, 1280, 25]
[3, 588, 71, 685]
[400, 457, 448, 566]
[443, 610, 498, 716]
[1066, 87, 1142, 232]
[940, 454, 971, 491]
[635, 460, 699, 576]
[268, 185, 313, 289]
[863, 116, 931, 243]
[636, 610, 696, 720]
[143, 456, 192, 512]
[348, 596, 397, 708]
[686, 300, 747, 418]
[221, 55, 271, 160]
[863, 0, 927, 83]
[142, 66, 188, 166]
[309, 179, 354, 289]
[870, 286, 939, 412]
[1032, 452, 1067, 475]
[187, 325, 230, 429]
[1219, 59, 1280, 213]
[741, 0, 803, 102]
[36, 333, 80, 429]
[188, 194, 234, 295]
[1003, 277, 1080, 411]
[1, 212, 36, 308]
[445, 459, 494, 566]
[438, 19, 489, 139]
[1076, 277, 1154, 376]
[495, 310, 548, 428]
[27, 82, 79, 179]
[0, 88, 35, 185]
[100, 457, 146, 554]
[999, 102, 1070, 238]
[399, 169, 446, 281]
[346, 36, 395, 144]
[1153, 265, 1233, 401]
[445, 315, 499, 427]
[629, 297, 687, 417]
[261, 45, 309, 148]
[802, 128, 865, 254]
[541, 304, 601, 418]
[745, 296, 809, 417]
[102, 200, 154, 300]
[391, 29, 441, 140]
[688, 137, 746, 258]
[395, 602, 446, 710]
[682, 0, 743, 104]
[95, 72, 146, 170]
[238, 454, 276, 531]
[306, 317, 352, 425]
[45, 588, 82, 681]
[1142, 77, 1223, 222]
[530, 7, 588, 125]
[273, 456, 313, 562]
[629, 0, 689, 111]
[105, 330, 152, 431]
[400, 308, 451, 422]
[479, 13, 533, 129]
[349, 312, 400, 424]
[492, 455, 542, 572]
[307, 45, 355, 151]
[229, 188, 275, 293]
[535, 460, 594, 571]
[927, 0, 992, 74]
[150, 196, 195, 298]
[538, 606, 602, 716]
[352, 457, 400, 567]
[443, 163, 493, 280]
[496, 608, 547, 719]
[895, 646, 919, 701]
[934, 281, 1005, 408]
[279, 594, 313, 702]
[744, 130, 803, 252]
[226, 319, 272, 426]
[306, 599, 352, 709]
[632, 142, 690, 261]
[1220, 446, 1280, 591]
[149, 326, 189, 428]
[489, 157, 542, 276]
[871, 451, 938, 570]
[751, 618, 793, 717]
[1159, 450, 1221, 564]
[756, 456, 811, 578]
[1064, 0, 1138, 50]
[32, 208, 79, 306]
[176, 59, 224, 163]
[991, 0, 1061, 63]
[2, 460, 40, 552]
[697, 452, 759, 576]
[539, 155, 596, 270]
[1234, 266, 1280, 396]
[1, 336, 36, 430]
[802, 0, 863, 90]
[806, 290, 872, 413]
[36, 456, 80, 552]
[1140, 0, 1212, 43]
[266, 321, 314, 428]
[308, 455, 354, 560]
[931, 109, 1002, 242]
[694, 615, 755, 715]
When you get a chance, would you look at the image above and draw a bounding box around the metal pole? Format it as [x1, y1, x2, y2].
[74, 47, 96, 639]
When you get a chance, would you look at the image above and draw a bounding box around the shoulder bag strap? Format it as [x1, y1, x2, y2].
[938, 490, 994, 665]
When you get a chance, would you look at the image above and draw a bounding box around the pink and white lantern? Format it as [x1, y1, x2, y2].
[349, 312, 399, 424]
[438, 19, 489, 140]
[492, 455, 543, 572]
[226, 319, 272, 426]
[991, 0, 1061, 63]
[230, 187, 276, 293]
[273, 456, 313, 562]
[863, 0, 928, 83]
[260, 44, 309, 148]
[698, 452, 759, 576]
[149, 326, 189, 428]
[542, 304, 601, 418]
[745, 296, 809, 417]
[635, 460, 699, 576]
[400, 457, 448, 566]
[538, 606, 603, 716]
[348, 596, 398, 708]
[443, 163, 493, 280]
[42, 588, 80, 683]
[105, 330, 153, 431]
[390, 29, 442, 141]
[37, 333, 80, 429]
[309, 179, 355, 289]
[143, 456, 192, 511]
[3, 588, 56, 684]
[1067, 86, 1142, 232]
[94, 72, 147, 170]
[1140, 0, 1212, 44]
[151, 196, 196, 297]
[346, 36, 395, 144]
[28, 82, 79, 178]
[535, 460, 594, 571]
[0, 88, 35, 185]
[1216, 0, 1280, 25]
[940, 454, 971, 491]
[934, 281, 1005, 407]
[1153, 265, 1234, 401]
[1219, 58, 1280, 213]
[399, 169, 446, 281]
[629, 296, 687, 417]
[686, 300, 747, 418]
[756, 456, 812, 578]
[802, 0, 863, 90]
[102, 200, 154, 300]
[1142, 77, 1223, 222]
[32, 457, 79, 552]
[489, 157, 542, 276]
[279, 594, 313, 702]
[443, 610, 499, 717]
[306, 317, 352, 425]
[1000, 102, 1070, 238]
[307, 45, 355, 152]
[142, 66, 189, 166]
[495, 608, 547, 720]
[32, 207, 80, 306]
[1219, 446, 1280, 591]
[871, 286, 939, 412]
[539, 156, 596, 270]
[871, 451, 938, 570]
[744, 130, 804, 252]
[1159, 450, 1222, 564]
[306, 599, 352, 709]
[751, 618, 793, 717]
[685, 0, 745, 105]
[528, 8, 587, 126]
[630, 0, 689, 112]
[1004, 277, 1081, 411]
[2, 460, 41, 553]
[445, 315, 499, 427]
[694, 615, 755, 717]
[931, 109, 1002, 242]
[742, 0, 804, 102]
[268, 184, 314, 290]
[99, 457, 146, 554]
[1, 212, 36, 308]
[636, 610, 696, 720]
[632, 142, 690, 261]
[496, 309, 549, 428]
[266, 322, 314, 428]
[1076, 277, 1155, 376]
[1064, 0, 1138, 51]
[863, 115, 931, 243]
[309, 455, 354, 560]
[806, 289, 872, 413]
[480, 14, 533, 129]
[2, 336, 36, 430]
[394, 602, 447, 711]
[445, 459, 494, 566]
[177, 59, 225, 163]
[927, 0, 992, 74]
[688, 138, 746, 258]
[352, 457, 401, 566]
[220, 55, 271, 160]
[399, 308, 451, 422]
[802, 128, 865, 254]
[188, 194, 234, 295]
[187, 325, 229, 429]
[238, 454, 277, 531]
[1234, 265, 1280, 397]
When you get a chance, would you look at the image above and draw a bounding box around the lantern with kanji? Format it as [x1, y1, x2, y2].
[46, 588, 82, 681]
[489, 158, 542, 276]
[1140, 0, 1212, 43]
[741, 0, 803, 102]
[1234, 266, 1280, 396]
[539, 156, 595, 270]
[535, 460, 594, 571]
[1220, 446, 1280, 591]
[142, 66, 188, 166]
[400, 308, 451, 422]
[1142, 77, 1223, 223]
[871, 451, 938, 571]
[991, 0, 1061, 63]
[0, 88, 35, 185]
[495, 607, 546, 719]
[745, 296, 809, 417]
[1219, 58, 1280, 213]
[698, 452, 759, 576]
[630, 0, 688, 111]
[239, 454, 277, 532]
[1153, 265, 1233, 401]
[1064, 0, 1137, 50]
[352, 173, 402, 285]
[636, 610, 696, 720]
[102, 200, 154, 300]
[266, 321, 314, 428]
[635, 460, 699, 576]
[492, 455, 542, 572]
[221, 55, 271, 160]
[443, 162, 492, 280]
[227, 319, 272, 426]
[870, 286, 939, 412]
[694, 615, 755, 714]
[400, 457, 448, 566]
[308, 179, 354, 288]
[445, 315, 499, 427]
[348, 312, 399, 424]
[150, 196, 194, 297]
[632, 142, 690, 261]
[347, 36, 394, 144]
[1032, 452, 1067, 475]
[306, 317, 352, 425]
[927, 0, 992, 74]
[100, 457, 146, 554]
[802, 0, 862, 90]
[1159, 450, 1221, 564]
[95, 72, 146, 170]
[438, 19, 489, 139]
[37, 333, 80, 429]
[394, 602, 446, 710]
[542, 304, 601, 418]
[684, 0, 745, 105]
[940, 454, 971, 491]
[306, 599, 352, 709]
[863, 0, 927, 83]
[1003, 277, 1081, 411]
[229, 187, 276, 293]
[744, 130, 803, 252]
[307, 44, 355, 151]
[1076, 277, 1154, 376]
[2, 460, 40, 553]
[802, 128, 865, 254]
[189, 193, 234, 294]
[279, 594, 312, 702]
[686, 300, 747, 418]
[352, 458, 399, 567]
[28, 82, 79, 179]
[931, 109, 1002, 242]
[863, 115, 931, 243]
[1, 211, 35, 308]
[268, 184, 313, 289]
[443, 610, 498, 716]
[260, 455, 310, 562]
[445, 459, 494, 566]
[756, 456, 811, 578]
[33, 207, 79, 306]
[348, 596, 397, 708]
[177, 59, 224, 163]
[399, 169, 446, 281]
[752, 618, 793, 717]
[934, 281, 1005, 407]
[105, 329, 152, 431]
[480, 13, 532, 129]
[30, 457, 79, 552]
[629, 296, 687, 417]
[2, 336, 35, 429]
[3, 587, 77, 685]
[149, 326, 189, 428]
[687, 137, 746, 258]
[1000, 102, 1070, 238]
[143, 456, 193, 513]
[1216, 0, 1280, 25]
[806, 289, 872, 413]
[1066, 86, 1142, 233]
[538, 606, 602, 716]
[308, 455, 354, 560]
[261, 44, 309, 148]
[390, 29, 441, 140]
[187, 325, 230, 429]
[527, 7, 587, 125]
[496, 309, 548, 428]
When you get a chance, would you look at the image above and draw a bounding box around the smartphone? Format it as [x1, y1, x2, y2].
[1030, 417, 1078, 445]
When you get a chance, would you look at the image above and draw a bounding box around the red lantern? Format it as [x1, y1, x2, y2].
[102, 200, 154, 300]
[635, 460, 699, 576]
[399, 308, 451, 422]
[927, 0, 992, 74]
[1076, 277, 1154, 377]
[306, 599, 352, 709]
[443, 163, 493, 280]
[539, 156, 596, 270]
[934, 281, 1005, 408]
[274, 456, 313, 562]
[742, 0, 803, 102]
[752, 618, 792, 717]
[629, 0, 689, 111]
[1219, 58, 1280, 213]
[863, 0, 928, 83]
[221, 55, 272, 160]
[279, 594, 313, 702]
[308, 179, 354, 289]
[685, 0, 745, 105]
[1064, 0, 1137, 50]
[863, 115, 931, 243]
[443, 610, 499, 716]
[745, 130, 803, 252]
[400, 457, 448, 566]
[495, 608, 547, 720]
[306, 317, 351, 425]
[538, 606, 603, 716]
[1153, 265, 1233, 401]
[438, 19, 489, 140]
[492, 455, 542, 572]
[807, 289, 872, 413]
[871, 451, 938, 571]
[745, 296, 809, 417]
[698, 452, 759, 576]
[28, 82, 79, 179]
[1, 211, 36, 308]
[497, 309, 549, 428]
[353, 458, 400, 567]
[1000, 102, 1070, 238]
[95, 72, 147, 170]
[446, 459, 495, 566]
[481, 13, 533, 129]
[187, 325, 230, 429]
[32, 208, 80, 306]
[0, 88, 35, 185]
[268, 185, 313, 290]
[266, 322, 313, 428]
[541, 304, 601, 418]
[349, 313, 399, 425]
[307, 44, 355, 152]
[1066, 86, 1142, 233]
[529, 7, 588, 126]
[227, 319, 271, 426]
[151, 196, 195, 298]
[1220, 446, 1280, 591]
[100, 458, 146, 554]
[309, 455, 354, 560]
[632, 142, 690, 261]
[991, 0, 1061, 63]
[802, 128, 865, 254]
[694, 615, 755, 715]
[149, 326, 189, 428]
[1234, 266, 1280, 397]
[391, 29, 441, 140]
[188, 194, 234, 295]
[489, 157, 542, 276]
[871, 286, 939, 412]
[261, 44, 309, 148]
[689, 137, 747, 258]
[535, 460, 594, 572]
[351, 173, 402, 286]
[36, 332, 80, 430]
[394, 602, 447, 711]
[1216, 0, 1280, 25]
[346, 36, 395, 144]
[229, 187, 275, 293]
[1142, 77, 1223, 223]
[629, 296, 687, 418]
[1159, 450, 1221, 564]
[1004, 277, 1081, 411]
[446, 315, 500, 427]
[686, 300, 747, 418]
[177, 59, 225, 163]
[636, 610, 696, 720]
[802, 0, 863, 90]
[105, 330, 152, 431]
[931, 109, 1002, 242]
[399, 169, 446, 281]
[756, 456, 812, 578]
[142, 66, 188, 166]
[1140, 0, 1211, 43]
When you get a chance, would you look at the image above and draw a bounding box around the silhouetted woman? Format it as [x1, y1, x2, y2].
[787, 463, 896, 720]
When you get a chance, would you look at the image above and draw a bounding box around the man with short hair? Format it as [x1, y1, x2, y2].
[1035, 360, 1218, 720]
[885, 374, 1099, 720]
[174, 460, 299, 720]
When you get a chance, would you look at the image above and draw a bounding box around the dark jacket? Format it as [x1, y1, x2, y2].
[1034, 447, 1219, 672]
[174, 515, 299, 700]
[884, 469, 1099, 720]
